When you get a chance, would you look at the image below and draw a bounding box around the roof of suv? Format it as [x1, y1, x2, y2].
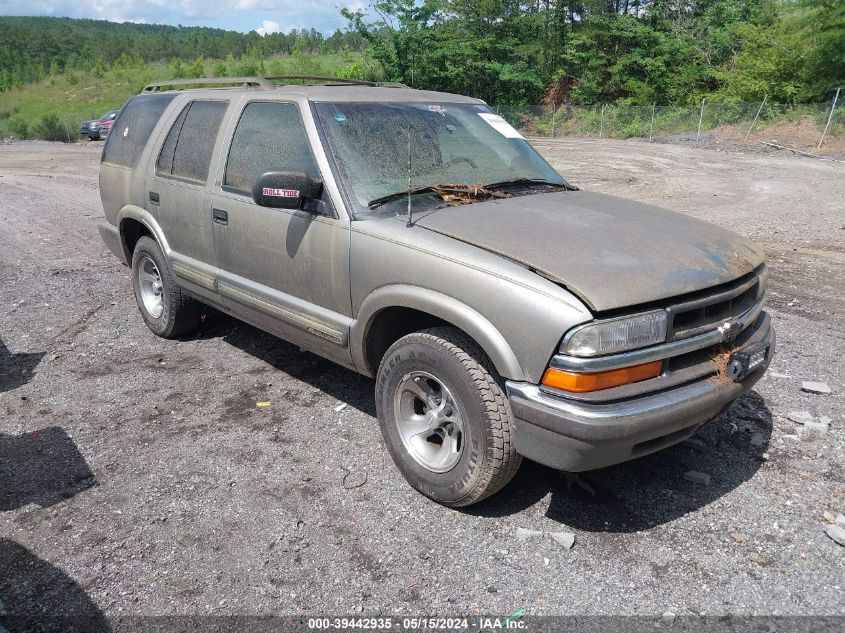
[268, 84, 484, 103]
[141, 76, 485, 104]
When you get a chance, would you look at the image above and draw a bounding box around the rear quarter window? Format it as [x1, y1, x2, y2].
[102, 94, 177, 168]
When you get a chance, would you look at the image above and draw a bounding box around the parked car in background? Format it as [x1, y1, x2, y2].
[80, 109, 119, 140]
[97, 77, 774, 507]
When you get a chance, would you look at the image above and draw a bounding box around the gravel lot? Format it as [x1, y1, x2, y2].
[1, 138, 843, 625]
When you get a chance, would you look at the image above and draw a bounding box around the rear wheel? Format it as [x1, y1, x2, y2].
[131, 236, 200, 338]
[376, 327, 521, 506]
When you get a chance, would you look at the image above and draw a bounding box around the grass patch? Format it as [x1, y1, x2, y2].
[0, 52, 371, 140]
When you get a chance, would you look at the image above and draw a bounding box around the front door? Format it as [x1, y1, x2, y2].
[210, 100, 352, 361]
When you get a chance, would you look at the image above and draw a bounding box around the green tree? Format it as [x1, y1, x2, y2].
[171, 59, 186, 79]
[342, 0, 443, 86]
[187, 58, 205, 78]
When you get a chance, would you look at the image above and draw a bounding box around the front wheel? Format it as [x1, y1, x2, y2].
[375, 327, 521, 506]
[131, 236, 200, 338]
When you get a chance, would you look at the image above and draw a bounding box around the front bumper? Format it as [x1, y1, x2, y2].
[506, 312, 775, 471]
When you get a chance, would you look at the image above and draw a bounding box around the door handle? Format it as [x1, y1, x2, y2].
[149, 191, 159, 205]
[212, 208, 228, 225]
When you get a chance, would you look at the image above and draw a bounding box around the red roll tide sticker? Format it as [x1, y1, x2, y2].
[262, 187, 299, 197]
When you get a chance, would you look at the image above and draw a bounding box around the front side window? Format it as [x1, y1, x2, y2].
[156, 100, 227, 184]
[224, 101, 319, 195]
[314, 102, 568, 218]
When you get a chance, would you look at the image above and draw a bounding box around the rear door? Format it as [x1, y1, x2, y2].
[210, 99, 352, 361]
[147, 98, 229, 300]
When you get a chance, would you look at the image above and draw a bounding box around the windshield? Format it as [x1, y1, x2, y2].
[314, 102, 567, 218]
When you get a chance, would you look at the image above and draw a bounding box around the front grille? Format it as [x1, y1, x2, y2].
[667, 272, 762, 341]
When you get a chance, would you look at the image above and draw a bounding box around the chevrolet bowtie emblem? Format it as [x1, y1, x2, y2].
[717, 319, 743, 342]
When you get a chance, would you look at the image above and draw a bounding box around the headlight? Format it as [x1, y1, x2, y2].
[561, 310, 668, 357]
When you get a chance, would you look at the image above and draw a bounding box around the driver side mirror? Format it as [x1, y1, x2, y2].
[252, 171, 323, 210]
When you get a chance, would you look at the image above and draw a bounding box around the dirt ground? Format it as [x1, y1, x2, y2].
[656, 117, 845, 159]
[1, 138, 843, 626]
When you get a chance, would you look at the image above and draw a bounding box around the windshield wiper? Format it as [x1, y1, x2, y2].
[367, 185, 443, 209]
[367, 183, 504, 209]
[368, 179, 572, 211]
[482, 177, 576, 190]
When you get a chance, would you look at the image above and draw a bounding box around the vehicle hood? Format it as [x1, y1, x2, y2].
[413, 190, 764, 312]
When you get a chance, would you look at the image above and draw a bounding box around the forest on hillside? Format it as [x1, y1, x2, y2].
[342, 0, 843, 104]
[0, 1, 842, 106]
[0, 16, 367, 92]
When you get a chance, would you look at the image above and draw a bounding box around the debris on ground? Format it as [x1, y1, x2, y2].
[515, 528, 543, 542]
[787, 411, 814, 425]
[750, 432, 767, 447]
[823, 511, 836, 523]
[824, 524, 845, 547]
[549, 532, 575, 550]
[340, 466, 368, 490]
[683, 471, 711, 485]
[801, 381, 831, 395]
[334, 402, 348, 412]
[730, 532, 747, 543]
[256, 401, 272, 408]
[802, 419, 830, 435]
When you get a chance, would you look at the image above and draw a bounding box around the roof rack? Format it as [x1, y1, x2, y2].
[142, 77, 273, 92]
[264, 75, 380, 86]
[142, 75, 408, 93]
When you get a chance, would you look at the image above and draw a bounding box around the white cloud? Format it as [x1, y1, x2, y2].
[0, 0, 361, 34]
[231, 0, 277, 9]
[255, 19, 280, 35]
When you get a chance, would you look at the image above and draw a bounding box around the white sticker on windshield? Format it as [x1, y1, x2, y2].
[478, 113, 523, 139]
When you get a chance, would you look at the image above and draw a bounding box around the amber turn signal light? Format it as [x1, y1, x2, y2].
[542, 360, 663, 393]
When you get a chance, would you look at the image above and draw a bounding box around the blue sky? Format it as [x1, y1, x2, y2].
[0, 1, 367, 34]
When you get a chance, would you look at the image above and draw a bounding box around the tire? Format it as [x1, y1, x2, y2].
[88, 134, 98, 140]
[376, 326, 522, 506]
[131, 236, 200, 338]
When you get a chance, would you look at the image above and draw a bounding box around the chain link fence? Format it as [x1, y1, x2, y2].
[495, 94, 844, 155]
[4, 95, 842, 155]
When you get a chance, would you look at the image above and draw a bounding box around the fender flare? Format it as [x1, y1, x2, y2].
[351, 284, 526, 381]
[116, 205, 170, 261]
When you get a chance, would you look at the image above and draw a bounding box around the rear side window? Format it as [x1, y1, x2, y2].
[224, 102, 319, 194]
[102, 94, 176, 168]
[156, 100, 228, 184]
